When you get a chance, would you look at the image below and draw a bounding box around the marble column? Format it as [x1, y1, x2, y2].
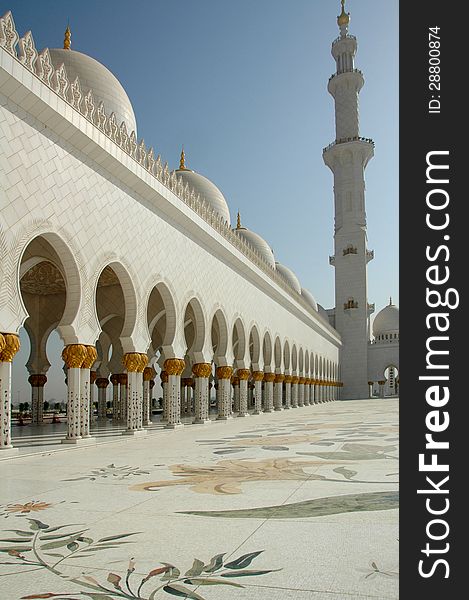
[284, 375, 292, 409]
[237, 369, 250, 417]
[149, 379, 155, 414]
[80, 346, 97, 439]
[298, 378, 305, 407]
[304, 378, 311, 406]
[274, 374, 284, 411]
[248, 381, 254, 409]
[192, 363, 211, 424]
[291, 376, 299, 408]
[110, 374, 120, 419]
[90, 371, 97, 417]
[232, 377, 240, 413]
[164, 358, 185, 429]
[0, 333, 20, 454]
[378, 380, 385, 399]
[96, 377, 109, 419]
[216, 366, 233, 420]
[143, 367, 155, 426]
[122, 353, 147, 435]
[252, 371, 264, 415]
[160, 370, 169, 421]
[29, 374, 47, 424]
[119, 374, 128, 422]
[61, 344, 87, 444]
[263, 372, 275, 412]
[368, 381, 373, 399]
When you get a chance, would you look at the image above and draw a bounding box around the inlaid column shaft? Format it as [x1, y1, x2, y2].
[263, 372, 275, 412]
[119, 374, 128, 422]
[80, 346, 97, 438]
[96, 378, 109, 419]
[29, 374, 47, 424]
[216, 366, 233, 420]
[274, 374, 284, 411]
[62, 344, 87, 442]
[298, 378, 305, 407]
[284, 375, 292, 409]
[122, 353, 147, 434]
[237, 369, 250, 417]
[164, 358, 185, 429]
[110, 374, 120, 419]
[160, 370, 169, 421]
[252, 371, 263, 415]
[232, 377, 240, 413]
[192, 363, 211, 424]
[291, 376, 299, 408]
[0, 333, 20, 452]
[143, 367, 155, 426]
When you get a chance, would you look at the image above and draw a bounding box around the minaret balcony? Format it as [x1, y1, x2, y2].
[329, 255, 335, 266]
[368, 303, 375, 315]
[328, 68, 363, 82]
[323, 136, 374, 155]
[366, 249, 374, 263]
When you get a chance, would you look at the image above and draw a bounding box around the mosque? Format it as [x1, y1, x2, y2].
[0, 1, 399, 456]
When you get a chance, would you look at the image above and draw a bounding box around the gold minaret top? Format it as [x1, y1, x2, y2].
[63, 25, 71, 50]
[179, 148, 187, 170]
[337, 0, 350, 27]
[236, 211, 241, 229]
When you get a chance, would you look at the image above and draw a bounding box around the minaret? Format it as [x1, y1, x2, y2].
[323, 1, 374, 400]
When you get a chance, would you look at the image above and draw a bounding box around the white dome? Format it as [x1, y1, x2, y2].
[301, 288, 318, 311]
[275, 262, 301, 293]
[174, 168, 231, 226]
[49, 48, 137, 134]
[373, 302, 399, 337]
[236, 227, 275, 268]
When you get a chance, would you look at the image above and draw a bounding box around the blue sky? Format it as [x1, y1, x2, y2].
[5, 0, 398, 403]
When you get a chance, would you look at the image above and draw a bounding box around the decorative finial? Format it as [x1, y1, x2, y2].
[63, 24, 71, 50]
[237, 211, 241, 229]
[337, 0, 350, 28]
[389, 296, 393, 305]
[179, 147, 186, 170]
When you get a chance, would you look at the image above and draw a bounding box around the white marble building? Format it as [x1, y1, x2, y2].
[0, 2, 397, 456]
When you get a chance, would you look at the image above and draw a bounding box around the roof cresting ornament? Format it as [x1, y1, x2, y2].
[63, 24, 71, 50]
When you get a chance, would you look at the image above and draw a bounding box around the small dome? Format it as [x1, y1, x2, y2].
[301, 288, 318, 311]
[236, 227, 275, 268]
[49, 48, 137, 134]
[275, 262, 301, 294]
[373, 301, 399, 338]
[173, 151, 231, 225]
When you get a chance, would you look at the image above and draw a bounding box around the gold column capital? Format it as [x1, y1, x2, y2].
[143, 366, 156, 381]
[298, 377, 307, 385]
[274, 374, 285, 384]
[291, 376, 299, 385]
[236, 368, 250, 381]
[378, 380, 386, 386]
[90, 371, 97, 384]
[192, 362, 212, 378]
[118, 373, 128, 385]
[263, 372, 276, 383]
[96, 377, 109, 389]
[160, 370, 168, 383]
[62, 344, 87, 369]
[0, 333, 20, 362]
[164, 358, 185, 376]
[231, 376, 240, 386]
[367, 381, 374, 386]
[110, 373, 120, 385]
[82, 345, 97, 369]
[122, 352, 148, 373]
[252, 370, 264, 382]
[216, 366, 233, 380]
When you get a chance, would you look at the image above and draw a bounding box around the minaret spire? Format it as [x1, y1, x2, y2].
[337, 0, 350, 36]
[236, 211, 241, 229]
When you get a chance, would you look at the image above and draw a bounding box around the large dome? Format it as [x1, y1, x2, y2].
[174, 155, 231, 226]
[49, 48, 137, 134]
[373, 301, 399, 338]
[275, 262, 301, 294]
[301, 288, 318, 311]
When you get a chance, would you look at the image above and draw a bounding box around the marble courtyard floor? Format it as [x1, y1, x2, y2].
[0, 399, 399, 600]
